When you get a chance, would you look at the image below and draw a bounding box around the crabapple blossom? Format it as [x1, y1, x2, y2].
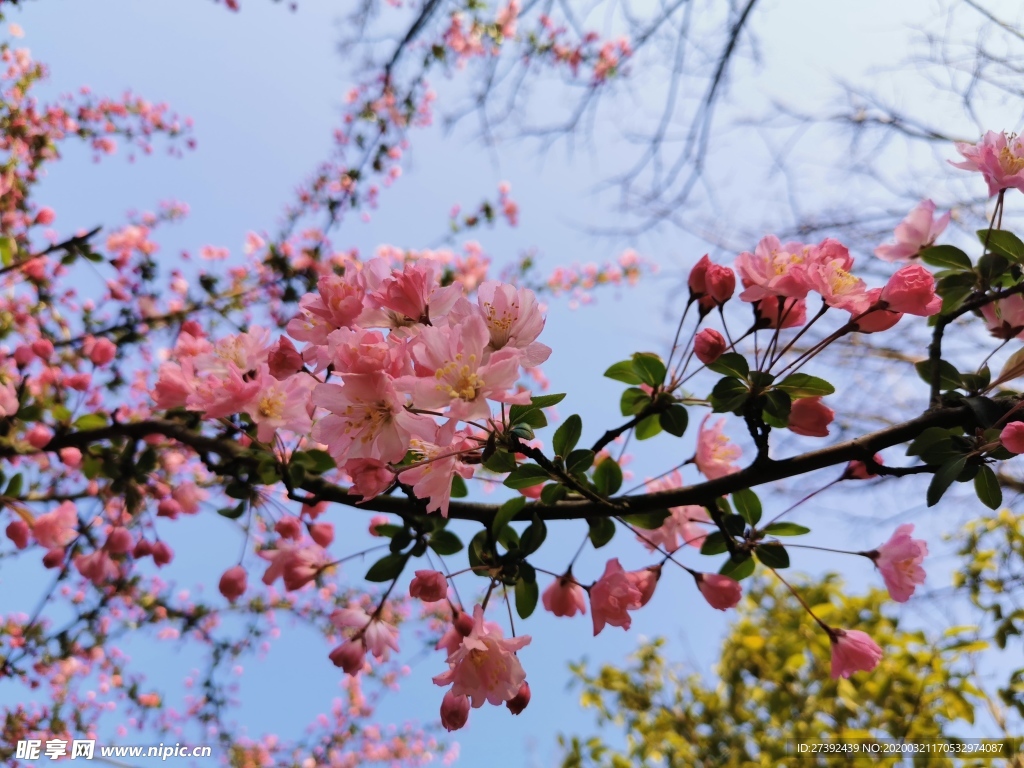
[787, 397, 835, 438]
[874, 200, 951, 261]
[695, 416, 742, 480]
[219, 565, 248, 602]
[439, 691, 470, 732]
[951, 130, 1024, 196]
[433, 606, 530, 708]
[590, 558, 643, 635]
[829, 629, 884, 679]
[869, 524, 928, 603]
[542, 575, 588, 617]
[1001, 422, 1024, 454]
[879, 264, 941, 316]
[695, 572, 743, 611]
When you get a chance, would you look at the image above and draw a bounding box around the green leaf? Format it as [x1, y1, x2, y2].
[700, 531, 729, 556]
[593, 458, 623, 496]
[634, 414, 662, 440]
[529, 393, 566, 409]
[540, 483, 567, 505]
[927, 456, 968, 507]
[515, 578, 539, 619]
[510, 408, 547, 429]
[566, 449, 595, 474]
[723, 514, 746, 536]
[484, 450, 518, 473]
[519, 514, 547, 555]
[365, 553, 408, 582]
[761, 522, 810, 536]
[6, 474, 23, 498]
[775, 373, 835, 398]
[659, 405, 688, 437]
[974, 465, 1002, 510]
[732, 489, 762, 526]
[604, 360, 642, 385]
[503, 464, 550, 489]
[620, 510, 670, 529]
[0, 236, 16, 267]
[492, 496, 527, 536]
[761, 389, 791, 428]
[302, 449, 336, 474]
[73, 413, 108, 430]
[372, 524, 403, 539]
[914, 359, 963, 391]
[428, 530, 464, 556]
[980, 229, 1024, 263]
[588, 517, 616, 548]
[620, 387, 650, 417]
[710, 377, 749, 414]
[719, 555, 755, 581]
[450, 474, 468, 498]
[631, 353, 666, 387]
[919, 244, 972, 271]
[754, 543, 790, 569]
[707, 353, 749, 379]
[217, 502, 246, 520]
[553, 414, 583, 457]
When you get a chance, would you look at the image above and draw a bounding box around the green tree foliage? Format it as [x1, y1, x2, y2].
[560, 575, 1020, 767]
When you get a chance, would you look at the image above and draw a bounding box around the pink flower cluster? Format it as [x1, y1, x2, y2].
[154, 261, 550, 517]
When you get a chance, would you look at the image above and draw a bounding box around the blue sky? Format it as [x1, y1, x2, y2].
[2, 0, 1015, 765]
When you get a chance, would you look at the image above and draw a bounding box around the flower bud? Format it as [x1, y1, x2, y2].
[105, 528, 133, 555]
[506, 681, 531, 715]
[453, 610, 475, 637]
[409, 570, 448, 603]
[309, 522, 334, 548]
[440, 690, 470, 731]
[6, 519, 29, 549]
[329, 640, 366, 676]
[219, 565, 248, 603]
[693, 328, 726, 365]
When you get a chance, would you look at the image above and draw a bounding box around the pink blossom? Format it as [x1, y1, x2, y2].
[58, 447, 82, 468]
[368, 514, 391, 536]
[628, 565, 660, 607]
[542, 576, 587, 617]
[332, 606, 400, 661]
[449, 281, 551, 366]
[32, 501, 77, 549]
[363, 258, 461, 326]
[829, 628, 883, 679]
[309, 522, 334, 547]
[404, 316, 529, 420]
[244, 366, 314, 442]
[287, 273, 368, 343]
[695, 572, 742, 610]
[805, 258, 868, 312]
[348, 459, 395, 501]
[787, 396, 835, 437]
[689, 255, 737, 310]
[842, 455, 883, 480]
[848, 288, 903, 333]
[87, 338, 117, 366]
[267, 336, 304, 379]
[950, 130, 1024, 197]
[74, 550, 119, 585]
[399, 421, 475, 516]
[259, 542, 330, 591]
[695, 415, 742, 480]
[590, 558, 643, 635]
[440, 691, 470, 731]
[312, 373, 434, 464]
[636, 478, 710, 552]
[1001, 422, 1024, 454]
[980, 294, 1024, 339]
[104, 528, 133, 554]
[874, 200, 951, 261]
[152, 541, 173, 566]
[693, 328, 726, 365]
[756, 296, 806, 329]
[735, 236, 815, 302]
[329, 639, 366, 676]
[870, 524, 927, 603]
[879, 264, 941, 317]
[409, 570, 449, 603]
[432, 605, 530, 707]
